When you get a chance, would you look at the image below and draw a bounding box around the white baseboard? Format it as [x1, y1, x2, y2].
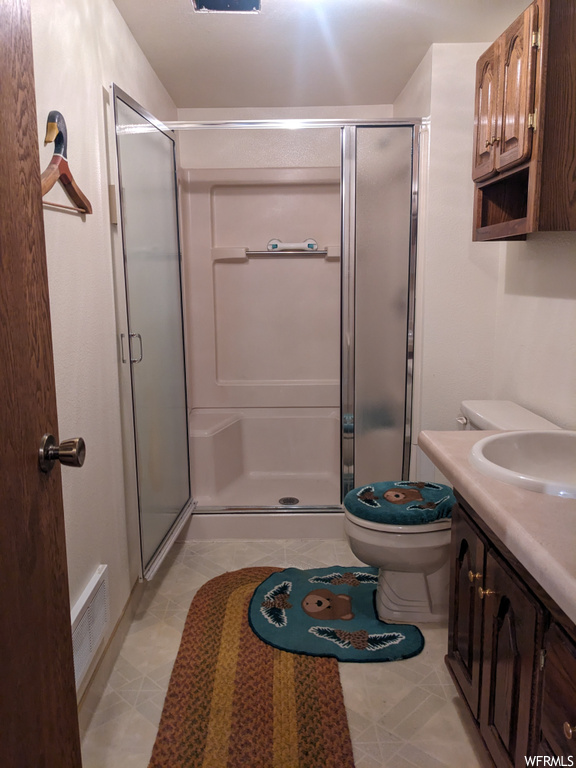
[180, 511, 347, 540]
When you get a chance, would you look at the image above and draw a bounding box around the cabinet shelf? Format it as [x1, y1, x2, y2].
[474, 167, 530, 240]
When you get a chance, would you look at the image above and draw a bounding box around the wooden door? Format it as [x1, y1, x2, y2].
[495, 1, 539, 172]
[0, 1, 82, 766]
[472, 40, 500, 182]
[446, 503, 485, 719]
[479, 549, 543, 768]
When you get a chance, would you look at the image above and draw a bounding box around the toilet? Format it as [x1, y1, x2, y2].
[344, 400, 560, 624]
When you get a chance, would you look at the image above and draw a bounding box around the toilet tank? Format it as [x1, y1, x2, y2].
[459, 400, 560, 431]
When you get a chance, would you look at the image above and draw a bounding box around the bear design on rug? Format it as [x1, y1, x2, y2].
[301, 588, 354, 621]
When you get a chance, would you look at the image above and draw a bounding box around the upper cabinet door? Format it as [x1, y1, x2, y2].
[472, 41, 499, 182]
[495, 2, 539, 172]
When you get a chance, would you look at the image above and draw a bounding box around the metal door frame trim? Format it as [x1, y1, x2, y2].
[112, 84, 192, 579]
[340, 123, 421, 495]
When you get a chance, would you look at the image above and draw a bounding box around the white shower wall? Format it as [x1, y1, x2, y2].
[180, 164, 342, 507]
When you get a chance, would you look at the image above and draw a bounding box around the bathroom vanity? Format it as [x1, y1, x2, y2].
[419, 430, 576, 768]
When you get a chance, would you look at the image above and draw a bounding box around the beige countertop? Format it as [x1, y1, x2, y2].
[419, 429, 576, 626]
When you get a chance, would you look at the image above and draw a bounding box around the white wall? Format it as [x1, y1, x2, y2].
[393, 47, 433, 119]
[494, 234, 576, 429]
[30, 0, 177, 679]
[395, 44, 503, 442]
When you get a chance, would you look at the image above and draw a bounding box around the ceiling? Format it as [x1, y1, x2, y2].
[112, 0, 530, 109]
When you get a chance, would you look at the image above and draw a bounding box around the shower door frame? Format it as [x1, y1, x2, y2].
[112, 86, 194, 579]
[164, 118, 422, 511]
[340, 123, 421, 498]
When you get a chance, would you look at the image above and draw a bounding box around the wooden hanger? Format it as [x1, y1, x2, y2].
[40, 111, 92, 214]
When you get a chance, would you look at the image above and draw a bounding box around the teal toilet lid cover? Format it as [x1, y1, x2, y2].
[344, 481, 456, 525]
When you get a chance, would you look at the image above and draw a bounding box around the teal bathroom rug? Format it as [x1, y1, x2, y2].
[248, 566, 425, 662]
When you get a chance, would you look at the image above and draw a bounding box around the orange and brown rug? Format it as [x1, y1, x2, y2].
[148, 567, 355, 768]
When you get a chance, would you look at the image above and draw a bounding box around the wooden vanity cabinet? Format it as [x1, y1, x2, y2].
[472, 0, 576, 240]
[446, 496, 576, 767]
[446, 506, 485, 718]
[447, 501, 544, 766]
[479, 547, 544, 767]
[537, 623, 576, 760]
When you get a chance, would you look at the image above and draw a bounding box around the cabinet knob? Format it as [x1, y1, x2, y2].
[478, 587, 497, 600]
[468, 570, 482, 583]
[564, 722, 575, 740]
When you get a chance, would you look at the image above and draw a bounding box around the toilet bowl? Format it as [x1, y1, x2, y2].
[344, 510, 452, 623]
[344, 400, 560, 625]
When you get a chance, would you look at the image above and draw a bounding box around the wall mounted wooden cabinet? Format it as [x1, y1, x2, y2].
[472, 0, 576, 241]
[447, 497, 576, 768]
[472, 4, 538, 184]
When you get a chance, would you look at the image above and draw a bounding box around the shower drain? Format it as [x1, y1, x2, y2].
[279, 496, 300, 506]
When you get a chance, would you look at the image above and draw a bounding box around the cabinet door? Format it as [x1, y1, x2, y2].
[479, 549, 543, 767]
[495, 1, 539, 172]
[446, 504, 485, 718]
[537, 623, 576, 760]
[472, 41, 499, 182]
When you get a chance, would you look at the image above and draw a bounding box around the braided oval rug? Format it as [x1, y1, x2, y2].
[148, 567, 355, 768]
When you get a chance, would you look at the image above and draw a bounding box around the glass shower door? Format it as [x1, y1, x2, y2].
[342, 125, 417, 492]
[114, 88, 191, 576]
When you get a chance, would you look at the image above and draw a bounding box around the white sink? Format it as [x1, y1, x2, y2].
[470, 430, 576, 499]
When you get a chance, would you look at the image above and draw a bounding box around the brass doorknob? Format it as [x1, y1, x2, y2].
[478, 587, 497, 600]
[39, 434, 86, 473]
[564, 722, 575, 740]
[468, 570, 482, 583]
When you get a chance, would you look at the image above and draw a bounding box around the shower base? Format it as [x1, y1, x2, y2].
[189, 407, 341, 509]
[194, 472, 340, 509]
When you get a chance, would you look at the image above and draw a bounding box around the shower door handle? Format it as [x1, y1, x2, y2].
[129, 332, 143, 363]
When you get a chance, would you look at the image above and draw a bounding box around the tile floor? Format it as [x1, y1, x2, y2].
[80, 539, 491, 768]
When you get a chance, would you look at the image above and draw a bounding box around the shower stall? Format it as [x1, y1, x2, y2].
[113, 88, 419, 572]
[180, 123, 419, 511]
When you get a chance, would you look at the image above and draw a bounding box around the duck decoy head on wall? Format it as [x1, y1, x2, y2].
[40, 110, 92, 214]
[44, 110, 68, 158]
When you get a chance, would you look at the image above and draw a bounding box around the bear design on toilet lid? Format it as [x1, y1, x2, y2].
[344, 481, 456, 525]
